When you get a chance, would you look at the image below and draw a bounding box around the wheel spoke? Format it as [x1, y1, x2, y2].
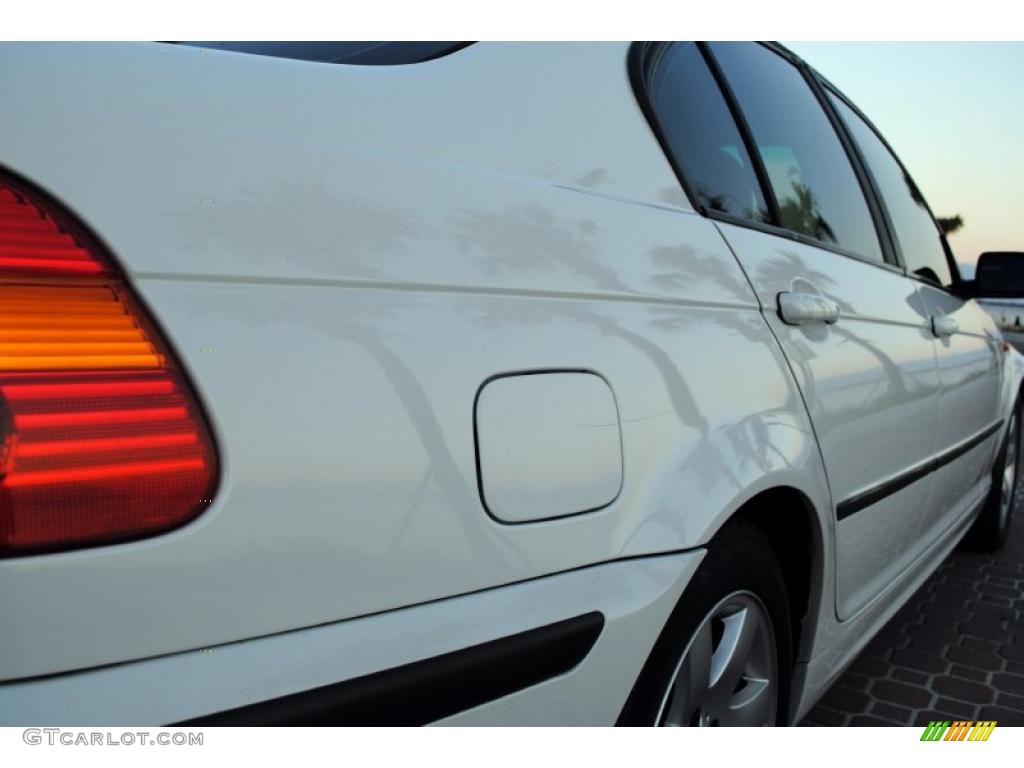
[707, 606, 758, 706]
[721, 677, 775, 726]
[663, 619, 713, 725]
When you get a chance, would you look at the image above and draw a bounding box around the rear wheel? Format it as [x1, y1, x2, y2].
[619, 519, 792, 726]
[968, 397, 1021, 551]
[656, 589, 779, 726]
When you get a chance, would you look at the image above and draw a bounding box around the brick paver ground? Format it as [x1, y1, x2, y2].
[801, 492, 1024, 726]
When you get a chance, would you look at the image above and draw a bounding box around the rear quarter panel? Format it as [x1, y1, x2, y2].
[0, 42, 832, 680]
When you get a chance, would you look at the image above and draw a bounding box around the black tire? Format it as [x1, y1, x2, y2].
[618, 518, 792, 726]
[967, 395, 1022, 552]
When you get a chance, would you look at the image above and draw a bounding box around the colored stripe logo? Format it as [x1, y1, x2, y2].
[920, 721, 997, 741]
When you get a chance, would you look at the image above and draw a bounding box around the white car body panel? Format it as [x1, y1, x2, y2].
[474, 371, 624, 523]
[714, 221, 947, 618]
[918, 286, 1005, 541]
[0, 40, 1020, 725]
[0, 552, 703, 725]
[0, 42, 827, 685]
[793, 484, 982, 716]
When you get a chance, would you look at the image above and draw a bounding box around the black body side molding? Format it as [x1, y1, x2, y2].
[174, 612, 604, 726]
[837, 420, 1003, 521]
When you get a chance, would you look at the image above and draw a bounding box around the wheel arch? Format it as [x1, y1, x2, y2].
[617, 489, 826, 726]
[724, 485, 826, 672]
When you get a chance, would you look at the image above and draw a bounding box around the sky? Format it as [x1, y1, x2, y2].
[785, 42, 1024, 276]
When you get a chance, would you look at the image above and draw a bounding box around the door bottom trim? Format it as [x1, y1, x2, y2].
[836, 420, 1002, 521]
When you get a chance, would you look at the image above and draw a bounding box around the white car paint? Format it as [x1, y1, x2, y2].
[717, 222, 948, 619]
[0, 41, 1019, 725]
[475, 371, 623, 523]
[0, 552, 704, 726]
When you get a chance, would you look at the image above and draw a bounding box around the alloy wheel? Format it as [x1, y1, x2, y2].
[656, 590, 778, 726]
[999, 410, 1020, 529]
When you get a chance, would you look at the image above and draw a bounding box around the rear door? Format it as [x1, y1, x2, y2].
[641, 41, 943, 619]
[825, 88, 1004, 541]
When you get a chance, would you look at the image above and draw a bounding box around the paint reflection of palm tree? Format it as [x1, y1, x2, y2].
[449, 204, 630, 293]
[337, 317, 529, 568]
[448, 203, 810, 499]
[757, 251, 914, 408]
[778, 181, 835, 245]
[648, 244, 754, 303]
[448, 204, 710, 434]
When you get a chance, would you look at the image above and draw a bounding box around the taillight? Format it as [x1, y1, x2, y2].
[0, 178, 217, 556]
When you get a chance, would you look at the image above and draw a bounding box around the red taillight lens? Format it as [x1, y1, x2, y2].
[0, 179, 217, 556]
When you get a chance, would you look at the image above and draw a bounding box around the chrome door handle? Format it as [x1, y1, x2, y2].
[777, 292, 840, 326]
[931, 315, 959, 338]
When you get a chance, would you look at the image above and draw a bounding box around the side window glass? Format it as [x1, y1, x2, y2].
[647, 42, 770, 224]
[709, 42, 885, 264]
[828, 93, 953, 287]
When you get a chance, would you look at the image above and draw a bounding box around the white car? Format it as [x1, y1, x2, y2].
[978, 298, 1024, 352]
[1, 40, 1021, 727]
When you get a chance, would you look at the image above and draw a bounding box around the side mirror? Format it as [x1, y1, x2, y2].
[975, 252, 1024, 298]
